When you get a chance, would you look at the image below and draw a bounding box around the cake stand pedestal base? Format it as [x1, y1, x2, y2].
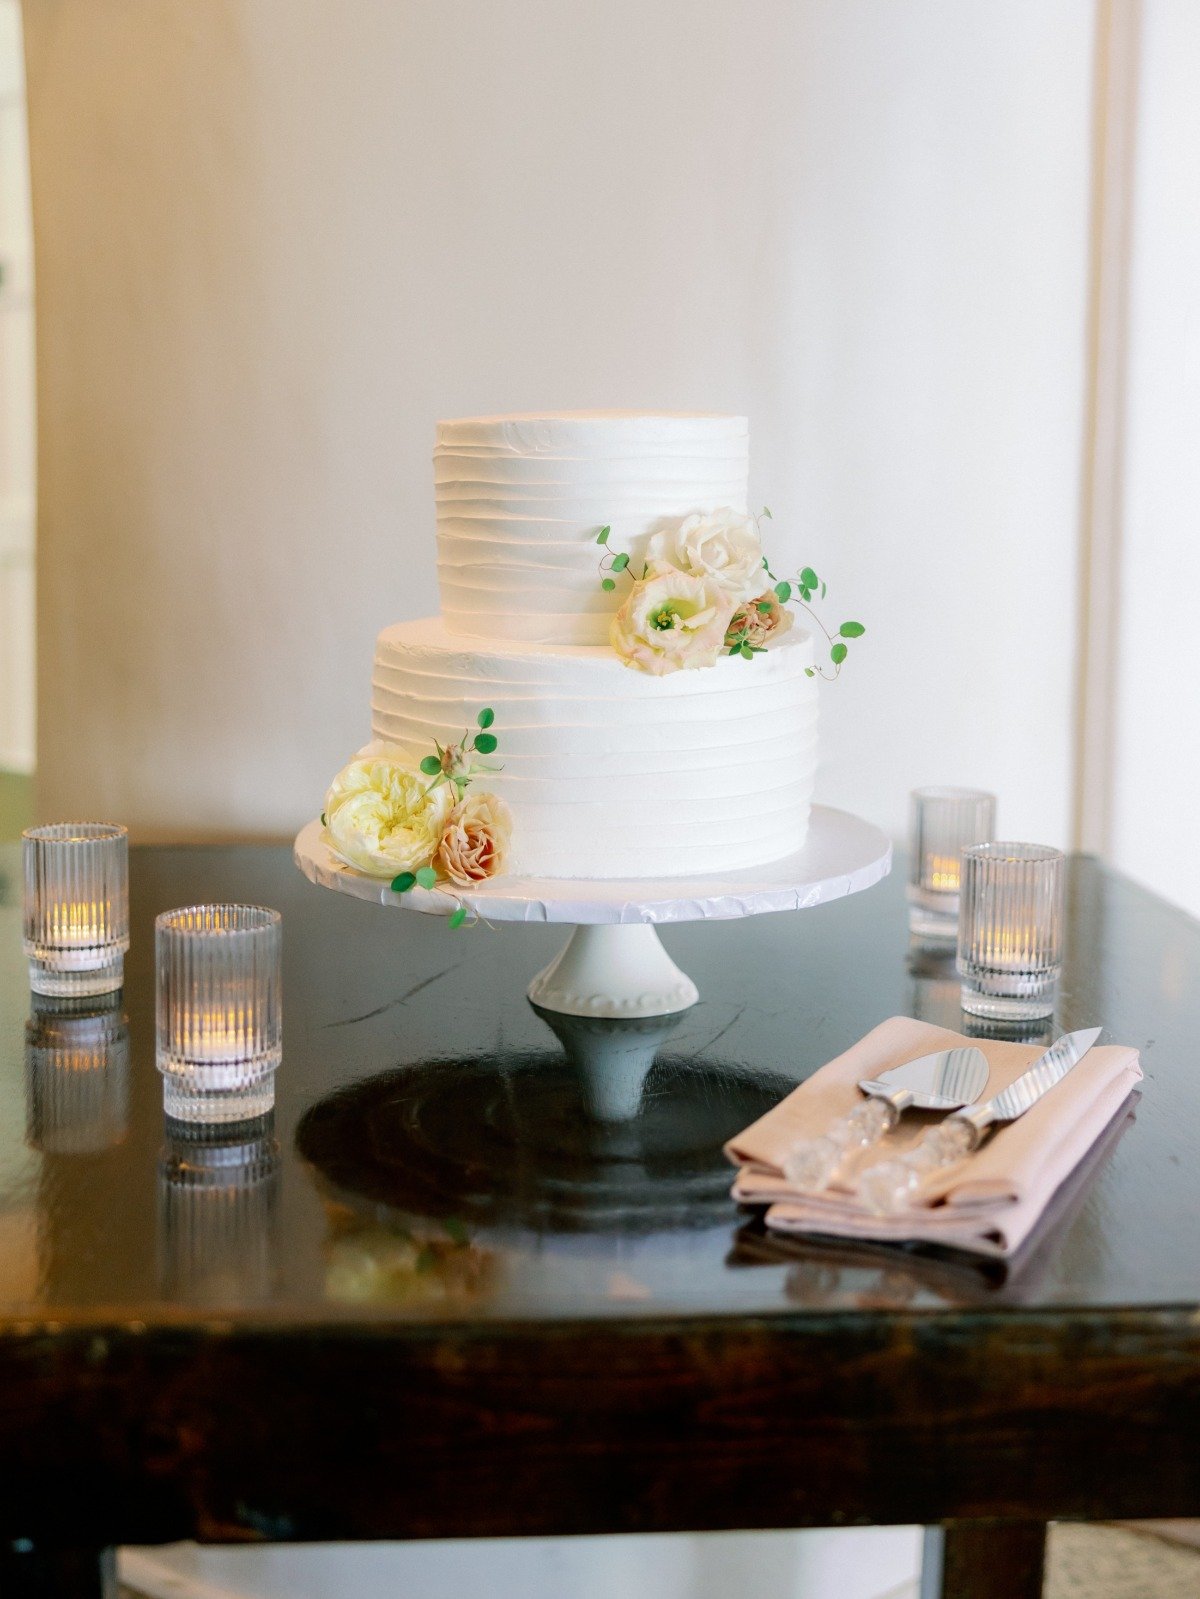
[527, 923, 699, 1023]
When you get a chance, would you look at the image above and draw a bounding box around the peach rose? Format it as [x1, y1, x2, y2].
[436, 791, 513, 887]
[725, 590, 795, 652]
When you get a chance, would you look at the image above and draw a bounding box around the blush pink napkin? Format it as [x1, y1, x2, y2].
[726, 1016, 1142, 1258]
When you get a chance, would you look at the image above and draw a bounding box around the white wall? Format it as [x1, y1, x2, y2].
[25, 0, 1094, 850]
[0, 0, 33, 773]
[1109, 1, 1200, 915]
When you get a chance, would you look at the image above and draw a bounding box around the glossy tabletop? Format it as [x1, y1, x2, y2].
[0, 842, 1197, 1548]
[0, 842, 1190, 1320]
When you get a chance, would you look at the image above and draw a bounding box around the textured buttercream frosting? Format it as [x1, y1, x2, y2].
[372, 617, 818, 879]
[435, 412, 749, 646]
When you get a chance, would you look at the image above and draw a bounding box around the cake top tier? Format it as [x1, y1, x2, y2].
[437, 411, 746, 443]
[435, 412, 750, 647]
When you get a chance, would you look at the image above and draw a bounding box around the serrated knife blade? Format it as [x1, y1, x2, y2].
[958, 1026, 1103, 1136]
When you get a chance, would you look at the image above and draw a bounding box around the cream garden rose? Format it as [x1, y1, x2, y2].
[646, 506, 764, 605]
[324, 746, 453, 877]
[436, 790, 514, 887]
[610, 566, 734, 675]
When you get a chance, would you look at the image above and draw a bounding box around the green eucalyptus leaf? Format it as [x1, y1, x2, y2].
[596, 525, 610, 545]
[800, 567, 818, 588]
[804, 668, 815, 678]
[448, 905, 468, 930]
[762, 505, 773, 519]
[391, 871, 416, 894]
[800, 587, 813, 603]
[477, 706, 495, 729]
[831, 642, 848, 665]
[320, 812, 326, 827]
[419, 754, 441, 776]
[774, 580, 792, 603]
[474, 732, 498, 755]
[602, 577, 617, 592]
[839, 621, 865, 638]
[820, 581, 827, 599]
[415, 865, 438, 890]
[611, 551, 630, 573]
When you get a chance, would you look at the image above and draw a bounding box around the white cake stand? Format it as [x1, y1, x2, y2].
[294, 806, 891, 1023]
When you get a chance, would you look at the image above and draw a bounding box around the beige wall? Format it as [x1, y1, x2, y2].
[25, 0, 1095, 847]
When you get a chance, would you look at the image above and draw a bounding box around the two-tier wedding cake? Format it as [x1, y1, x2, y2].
[325, 412, 820, 884]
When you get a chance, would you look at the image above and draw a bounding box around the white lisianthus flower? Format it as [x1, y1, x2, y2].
[646, 507, 764, 605]
[323, 746, 453, 877]
[610, 565, 734, 675]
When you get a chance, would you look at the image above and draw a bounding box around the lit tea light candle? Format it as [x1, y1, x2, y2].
[907, 788, 996, 943]
[23, 824, 129, 997]
[51, 904, 104, 946]
[184, 1012, 254, 1062]
[925, 854, 962, 893]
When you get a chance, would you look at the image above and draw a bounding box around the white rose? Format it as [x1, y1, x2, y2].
[610, 565, 734, 675]
[323, 746, 453, 877]
[646, 507, 764, 604]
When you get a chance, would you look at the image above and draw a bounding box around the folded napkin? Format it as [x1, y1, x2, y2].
[726, 1015, 1142, 1258]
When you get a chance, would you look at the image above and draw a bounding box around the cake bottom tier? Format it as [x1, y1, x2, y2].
[370, 617, 819, 879]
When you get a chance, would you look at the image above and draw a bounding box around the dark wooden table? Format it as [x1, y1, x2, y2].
[0, 843, 1196, 1599]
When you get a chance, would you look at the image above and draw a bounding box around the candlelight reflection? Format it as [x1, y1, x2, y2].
[25, 993, 130, 1155]
[157, 1115, 280, 1304]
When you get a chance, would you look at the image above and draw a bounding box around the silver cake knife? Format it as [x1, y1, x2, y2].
[858, 1026, 1103, 1215]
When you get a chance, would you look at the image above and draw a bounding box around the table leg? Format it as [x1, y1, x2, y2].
[0, 1543, 117, 1598]
[920, 1521, 1047, 1599]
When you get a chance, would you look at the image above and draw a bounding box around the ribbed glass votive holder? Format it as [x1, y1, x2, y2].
[22, 823, 129, 997]
[907, 787, 996, 941]
[156, 904, 282, 1123]
[957, 843, 1065, 1020]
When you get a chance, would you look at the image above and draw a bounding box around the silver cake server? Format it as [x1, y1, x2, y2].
[858, 1025, 1104, 1215]
[782, 1045, 989, 1191]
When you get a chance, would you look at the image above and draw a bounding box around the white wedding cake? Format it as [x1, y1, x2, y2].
[365, 412, 819, 880]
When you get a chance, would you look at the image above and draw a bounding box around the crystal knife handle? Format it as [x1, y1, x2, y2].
[782, 1097, 897, 1190]
[856, 1117, 979, 1215]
